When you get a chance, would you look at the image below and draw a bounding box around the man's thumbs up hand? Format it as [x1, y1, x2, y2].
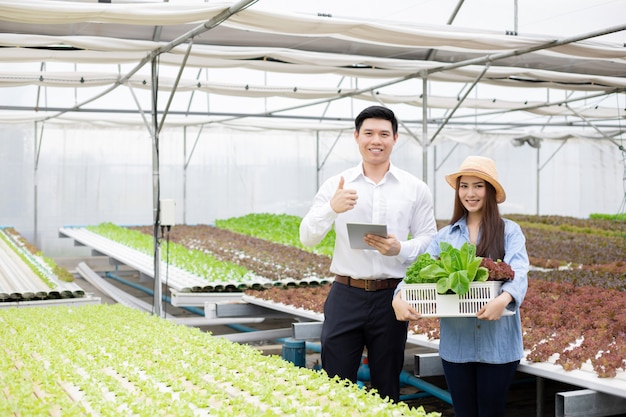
[330, 176, 358, 213]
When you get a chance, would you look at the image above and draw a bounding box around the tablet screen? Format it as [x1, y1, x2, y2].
[346, 223, 388, 250]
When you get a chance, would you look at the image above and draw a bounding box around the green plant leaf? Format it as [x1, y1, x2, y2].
[436, 276, 451, 293]
[466, 257, 483, 281]
[467, 243, 476, 267]
[439, 242, 460, 271]
[439, 251, 454, 274]
[439, 241, 454, 253]
[419, 263, 448, 283]
[459, 242, 471, 269]
[450, 247, 463, 271]
[475, 267, 489, 282]
[450, 271, 470, 295]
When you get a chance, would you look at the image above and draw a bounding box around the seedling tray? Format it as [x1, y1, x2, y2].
[401, 281, 515, 317]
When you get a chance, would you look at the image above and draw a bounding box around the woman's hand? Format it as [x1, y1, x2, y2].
[476, 291, 513, 320]
[392, 292, 421, 321]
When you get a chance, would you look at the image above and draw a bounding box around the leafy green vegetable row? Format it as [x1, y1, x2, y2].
[87, 223, 255, 283]
[0, 304, 438, 417]
[215, 213, 335, 257]
[0, 228, 58, 289]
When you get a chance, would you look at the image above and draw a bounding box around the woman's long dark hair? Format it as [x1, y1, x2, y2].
[449, 177, 505, 260]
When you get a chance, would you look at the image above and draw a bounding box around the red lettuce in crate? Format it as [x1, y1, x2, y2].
[480, 258, 515, 281]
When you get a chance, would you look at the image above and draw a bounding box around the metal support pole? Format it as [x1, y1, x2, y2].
[33, 122, 39, 248]
[422, 76, 429, 184]
[536, 147, 540, 215]
[183, 126, 187, 226]
[151, 57, 162, 318]
[514, 0, 519, 34]
[428, 64, 490, 146]
[536, 376, 544, 417]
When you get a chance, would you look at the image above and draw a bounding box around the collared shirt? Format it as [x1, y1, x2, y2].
[299, 163, 437, 279]
[430, 216, 529, 364]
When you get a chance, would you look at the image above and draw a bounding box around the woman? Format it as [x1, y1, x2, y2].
[392, 155, 529, 417]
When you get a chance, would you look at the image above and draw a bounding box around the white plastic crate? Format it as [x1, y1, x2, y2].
[401, 281, 515, 317]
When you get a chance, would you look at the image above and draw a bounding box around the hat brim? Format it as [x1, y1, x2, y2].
[445, 170, 506, 204]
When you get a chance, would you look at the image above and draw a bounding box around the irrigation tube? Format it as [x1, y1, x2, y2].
[104, 273, 290, 329]
[356, 359, 452, 404]
[400, 371, 452, 404]
[105, 272, 205, 316]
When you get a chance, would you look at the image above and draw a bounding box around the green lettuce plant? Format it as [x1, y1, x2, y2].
[215, 213, 335, 257]
[407, 242, 488, 295]
[0, 228, 64, 289]
[0, 304, 439, 416]
[87, 223, 254, 283]
[404, 253, 437, 284]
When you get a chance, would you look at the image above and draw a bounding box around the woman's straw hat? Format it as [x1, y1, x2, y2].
[445, 156, 506, 203]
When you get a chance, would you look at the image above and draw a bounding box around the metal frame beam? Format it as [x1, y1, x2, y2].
[556, 389, 626, 417]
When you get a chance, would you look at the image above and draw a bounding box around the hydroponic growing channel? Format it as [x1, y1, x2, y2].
[0, 304, 438, 416]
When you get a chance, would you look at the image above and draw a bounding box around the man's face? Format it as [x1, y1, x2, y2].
[354, 118, 397, 167]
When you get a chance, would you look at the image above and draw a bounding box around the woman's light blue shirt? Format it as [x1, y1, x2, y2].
[429, 217, 529, 364]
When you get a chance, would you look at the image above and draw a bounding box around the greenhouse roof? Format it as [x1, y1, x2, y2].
[0, 0, 625, 137]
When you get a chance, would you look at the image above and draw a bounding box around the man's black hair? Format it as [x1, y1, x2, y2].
[354, 105, 398, 135]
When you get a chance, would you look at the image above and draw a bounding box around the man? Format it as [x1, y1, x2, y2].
[299, 105, 437, 401]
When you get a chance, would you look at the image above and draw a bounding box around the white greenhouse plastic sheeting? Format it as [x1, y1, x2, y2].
[1, 122, 622, 257]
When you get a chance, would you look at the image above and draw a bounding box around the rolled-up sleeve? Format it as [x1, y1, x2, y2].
[501, 220, 529, 310]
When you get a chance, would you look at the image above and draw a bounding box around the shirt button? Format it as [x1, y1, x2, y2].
[477, 325, 481, 329]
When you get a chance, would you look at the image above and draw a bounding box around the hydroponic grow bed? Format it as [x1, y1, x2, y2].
[0, 304, 437, 416]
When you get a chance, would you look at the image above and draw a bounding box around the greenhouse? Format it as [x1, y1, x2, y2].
[0, 0, 625, 416]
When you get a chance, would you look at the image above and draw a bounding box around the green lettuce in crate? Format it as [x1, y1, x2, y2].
[405, 242, 489, 295]
[404, 253, 438, 284]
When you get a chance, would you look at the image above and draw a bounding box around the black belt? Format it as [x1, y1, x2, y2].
[334, 275, 402, 291]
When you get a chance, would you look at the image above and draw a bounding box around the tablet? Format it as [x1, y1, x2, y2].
[346, 223, 388, 250]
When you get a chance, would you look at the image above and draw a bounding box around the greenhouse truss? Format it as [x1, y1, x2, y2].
[1, 0, 625, 130]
